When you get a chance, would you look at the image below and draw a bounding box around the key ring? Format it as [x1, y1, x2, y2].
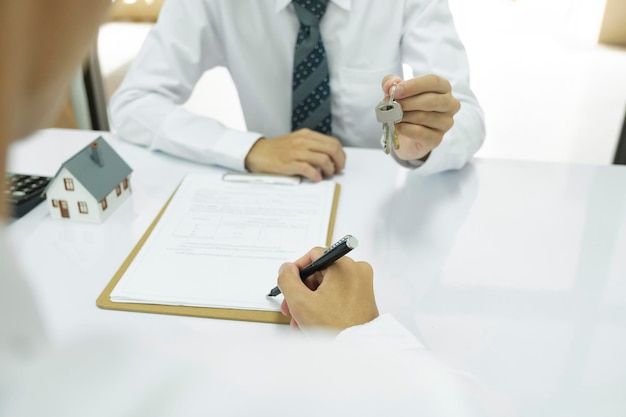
[388, 83, 398, 106]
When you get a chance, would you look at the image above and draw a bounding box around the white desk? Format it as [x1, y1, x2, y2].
[8, 128, 626, 416]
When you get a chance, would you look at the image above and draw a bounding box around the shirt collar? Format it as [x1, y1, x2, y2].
[274, 0, 351, 13]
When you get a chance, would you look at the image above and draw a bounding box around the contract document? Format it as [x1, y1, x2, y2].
[109, 173, 338, 312]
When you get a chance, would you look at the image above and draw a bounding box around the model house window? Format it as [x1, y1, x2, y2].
[64, 178, 74, 191]
[78, 201, 88, 214]
[101, 198, 108, 211]
[52, 199, 58, 207]
[116, 184, 121, 196]
[123, 178, 128, 190]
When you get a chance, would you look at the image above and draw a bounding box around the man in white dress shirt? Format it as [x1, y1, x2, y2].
[0, 1, 498, 414]
[110, 0, 485, 181]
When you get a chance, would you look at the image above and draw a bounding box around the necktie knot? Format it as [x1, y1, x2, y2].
[293, 0, 328, 27]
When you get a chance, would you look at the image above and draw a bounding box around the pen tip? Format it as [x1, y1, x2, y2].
[267, 287, 281, 297]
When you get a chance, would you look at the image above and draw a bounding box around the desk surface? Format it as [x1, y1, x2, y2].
[8, 128, 626, 416]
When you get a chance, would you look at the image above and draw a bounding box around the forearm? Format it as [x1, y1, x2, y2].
[110, 91, 261, 171]
[108, 0, 264, 171]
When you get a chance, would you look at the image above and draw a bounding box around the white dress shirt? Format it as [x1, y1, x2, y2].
[0, 228, 495, 416]
[110, 0, 485, 175]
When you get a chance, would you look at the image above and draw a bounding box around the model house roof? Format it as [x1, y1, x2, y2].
[45, 136, 132, 201]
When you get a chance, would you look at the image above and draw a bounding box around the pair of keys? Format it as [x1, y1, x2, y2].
[375, 83, 403, 154]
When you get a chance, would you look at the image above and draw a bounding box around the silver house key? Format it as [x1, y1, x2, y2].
[375, 83, 403, 154]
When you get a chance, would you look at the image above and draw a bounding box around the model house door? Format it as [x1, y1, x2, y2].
[59, 200, 69, 218]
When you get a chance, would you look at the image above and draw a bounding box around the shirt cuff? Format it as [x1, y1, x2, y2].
[391, 150, 425, 169]
[389, 130, 469, 176]
[213, 130, 264, 172]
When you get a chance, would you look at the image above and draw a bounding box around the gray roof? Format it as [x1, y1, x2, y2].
[45, 136, 133, 201]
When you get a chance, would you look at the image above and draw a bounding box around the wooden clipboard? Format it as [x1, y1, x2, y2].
[96, 182, 341, 325]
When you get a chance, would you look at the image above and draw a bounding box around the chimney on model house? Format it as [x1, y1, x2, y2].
[91, 141, 104, 167]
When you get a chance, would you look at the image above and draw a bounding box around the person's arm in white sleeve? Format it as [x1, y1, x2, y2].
[276, 248, 424, 354]
[108, 0, 262, 172]
[335, 312, 425, 351]
[274, 249, 502, 417]
[389, 0, 485, 175]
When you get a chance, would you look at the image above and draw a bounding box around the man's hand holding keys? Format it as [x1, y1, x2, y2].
[381, 74, 461, 161]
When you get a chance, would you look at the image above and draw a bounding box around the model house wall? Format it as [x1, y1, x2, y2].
[44, 136, 133, 223]
[46, 167, 131, 223]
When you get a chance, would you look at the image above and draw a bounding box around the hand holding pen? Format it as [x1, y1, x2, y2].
[267, 235, 359, 297]
[273, 236, 380, 332]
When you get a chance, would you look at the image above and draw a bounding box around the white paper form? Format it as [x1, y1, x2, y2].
[110, 173, 336, 311]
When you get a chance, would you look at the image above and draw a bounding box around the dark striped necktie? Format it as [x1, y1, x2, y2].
[291, 0, 332, 135]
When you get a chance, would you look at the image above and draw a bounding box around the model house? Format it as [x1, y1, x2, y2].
[44, 136, 133, 223]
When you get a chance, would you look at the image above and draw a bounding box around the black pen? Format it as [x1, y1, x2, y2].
[266, 235, 359, 297]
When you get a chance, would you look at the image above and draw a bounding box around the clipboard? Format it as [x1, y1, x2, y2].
[96, 179, 341, 325]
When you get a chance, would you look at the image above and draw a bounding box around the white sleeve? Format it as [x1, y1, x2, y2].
[335, 314, 503, 416]
[108, 0, 261, 172]
[335, 313, 426, 352]
[399, 0, 485, 175]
